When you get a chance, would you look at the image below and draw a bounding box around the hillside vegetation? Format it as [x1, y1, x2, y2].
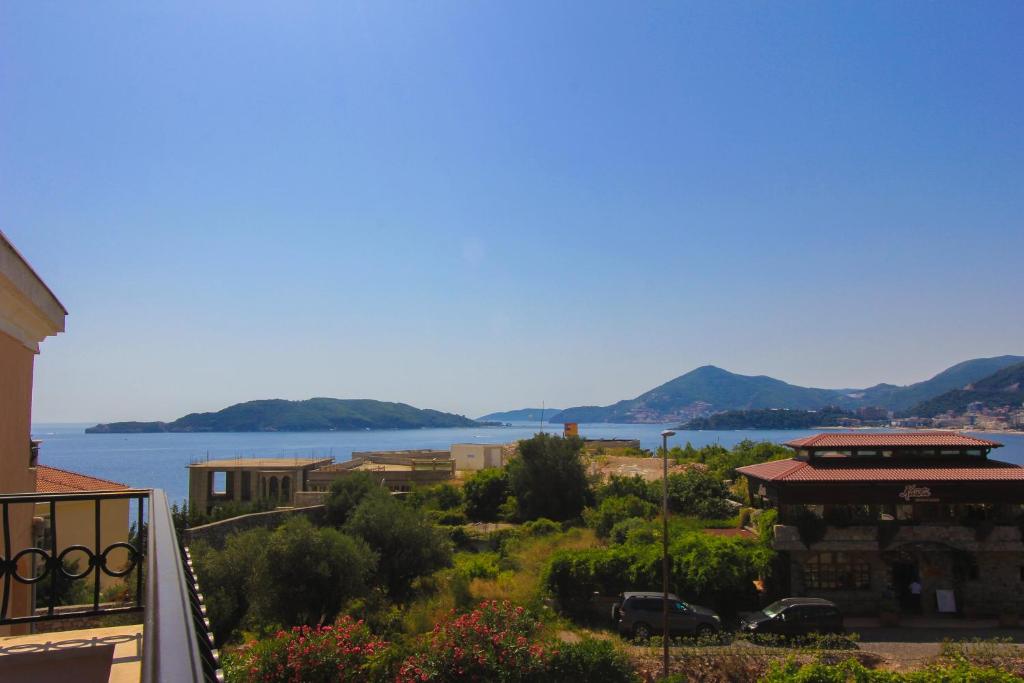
[907, 361, 1024, 417]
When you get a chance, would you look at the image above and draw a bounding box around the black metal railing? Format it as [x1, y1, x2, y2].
[141, 489, 222, 683]
[0, 489, 147, 625]
[0, 488, 221, 682]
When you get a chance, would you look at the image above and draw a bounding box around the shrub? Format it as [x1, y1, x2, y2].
[760, 657, 1024, 682]
[545, 638, 639, 683]
[737, 507, 753, 530]
[406, 483, 465, 512]
[427, 509, 468, 526]
[454, 552, 501, 580]
[544, 531, 773, 614]
[597, 475, 656, 504]
[250, 516, 376, 628]
[585, 495, 658, 538]
[608, 517, 649, 545]
[756, 508, 778, 545]
[225, 617, 388, 683]
[396, 600, 550, 682]
[464, 468, 511, 522]
[508, 434, 593, 522]
[522, 517, 562, 536]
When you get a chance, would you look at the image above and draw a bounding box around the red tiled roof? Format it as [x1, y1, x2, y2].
[35, 465, 130, 493]
[784, 432, 1003, 449]
[737, 458, 1024, 483]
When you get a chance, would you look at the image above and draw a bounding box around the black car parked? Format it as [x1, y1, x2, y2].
[612, 592, 722, 639]
[740, 597, 844, 636]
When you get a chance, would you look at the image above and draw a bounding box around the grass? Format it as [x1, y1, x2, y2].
[469, 527, 599, 609]
[399, 526, 601, 636]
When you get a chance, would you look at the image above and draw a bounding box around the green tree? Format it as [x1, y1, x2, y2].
[406, 482, 464, 512]
[595, 474, 655, 504]
[585, 495, 657, 538]
[508, 434, 592, 521]
[345, 494, 452, 598]
[463, 468, 511, 522]
[324, 471, 390, 525]
[654, 468, 732, 518]
[251, 516, 376, 627]
[191, 527, 271, 643]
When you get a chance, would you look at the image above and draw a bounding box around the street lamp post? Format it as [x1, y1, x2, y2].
[660, 428, 675, 679]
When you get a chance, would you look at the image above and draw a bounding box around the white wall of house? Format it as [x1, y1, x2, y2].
[451, 444, 505, 471]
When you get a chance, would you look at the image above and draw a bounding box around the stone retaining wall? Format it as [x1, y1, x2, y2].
[183, 505, 325, 549]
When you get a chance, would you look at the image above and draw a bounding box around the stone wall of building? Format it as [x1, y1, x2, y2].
[183, 505, 325, 550]
[962, 552, 1024, 615]
[780, 525, 1024, 617]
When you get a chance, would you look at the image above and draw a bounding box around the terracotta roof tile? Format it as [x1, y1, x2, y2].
[737, 458, 1024, 483]
[784, 432, 1003, 449]
[35, 465, 130, 493]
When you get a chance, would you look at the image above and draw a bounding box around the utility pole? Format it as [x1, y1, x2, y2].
[661, 428, 676, 679]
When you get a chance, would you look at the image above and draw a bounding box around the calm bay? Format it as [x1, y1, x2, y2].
[30, 422, 1024, 505]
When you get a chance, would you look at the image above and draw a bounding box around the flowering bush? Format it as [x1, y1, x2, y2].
[396, 600, 550, 682]
[229, 617, 388, 683]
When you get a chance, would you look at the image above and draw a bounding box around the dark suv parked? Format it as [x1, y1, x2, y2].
[612, 592, 721, 639]
[740, 597, 843, 636]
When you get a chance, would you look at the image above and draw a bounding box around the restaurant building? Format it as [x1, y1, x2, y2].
[738, 432, 1024, 617]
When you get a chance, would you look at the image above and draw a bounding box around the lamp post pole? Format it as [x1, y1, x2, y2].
[660, 428, 676, 679]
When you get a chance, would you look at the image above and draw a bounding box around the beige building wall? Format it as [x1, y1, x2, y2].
[0, 232, 67, 633]
[451, 444, 505, 471]
[0, 330, 38, 629]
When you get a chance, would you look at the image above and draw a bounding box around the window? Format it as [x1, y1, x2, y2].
[804, 552, 871, 590]
[212, 471, 227, 495]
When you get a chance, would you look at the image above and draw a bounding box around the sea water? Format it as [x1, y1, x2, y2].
[29, 423, 1024, 505]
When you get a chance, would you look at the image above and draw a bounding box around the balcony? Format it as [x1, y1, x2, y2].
[0, 489, 222, 682]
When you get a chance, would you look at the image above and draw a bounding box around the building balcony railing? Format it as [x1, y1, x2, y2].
[0, 488, 222, 682]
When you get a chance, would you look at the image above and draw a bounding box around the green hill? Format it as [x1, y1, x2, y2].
[553, 365, 840, 423]
[85, 398, 481, 433]
[551, 356, 1024, 424]
[857, 355, 1024, 411]
[906, 361, 1024, 417]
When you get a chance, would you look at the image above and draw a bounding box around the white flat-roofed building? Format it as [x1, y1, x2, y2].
[451, 443, 506, 471]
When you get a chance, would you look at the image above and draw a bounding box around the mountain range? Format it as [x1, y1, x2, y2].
[906, 360, 1024, 418]
[545, 355, 1024, 424]
[85, 398, 480, 433]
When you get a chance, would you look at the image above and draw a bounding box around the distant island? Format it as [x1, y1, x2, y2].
[476, 407, 563, 422]
[86, 398, 486, 433]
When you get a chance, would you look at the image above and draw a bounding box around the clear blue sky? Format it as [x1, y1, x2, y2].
[3, 2, 1022, 422]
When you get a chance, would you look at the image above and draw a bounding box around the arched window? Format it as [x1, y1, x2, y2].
[282, 476, 291, 501]
[804, 552, 871, 590]
[269, 477, 279, 499]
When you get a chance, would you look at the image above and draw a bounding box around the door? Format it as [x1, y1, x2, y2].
[892, 562, 917, 612]
[668, 600, 697, 635]
[778, 606, 806, 636]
